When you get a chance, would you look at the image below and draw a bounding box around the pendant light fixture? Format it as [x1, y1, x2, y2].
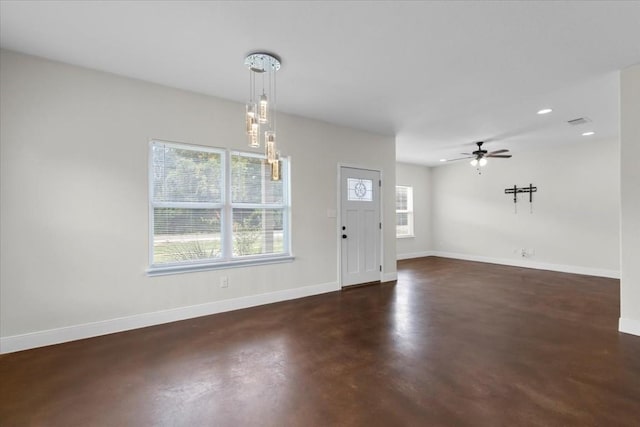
[265, 131, 276, 164]
[244, 52, 281, 179]
[271, 152, 281, 181]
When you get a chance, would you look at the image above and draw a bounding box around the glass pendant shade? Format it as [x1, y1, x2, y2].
[479, 158, 488, 167]
[245, 103, 256, 135]
[259, 94, 268, 124]
[249, 122, 260, 148]
[470, 159, 478, 167]
[271, 154, 281, 181]
[265, 131, 276, 163]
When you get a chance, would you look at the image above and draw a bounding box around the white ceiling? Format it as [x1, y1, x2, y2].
[1, 1, 639, 165]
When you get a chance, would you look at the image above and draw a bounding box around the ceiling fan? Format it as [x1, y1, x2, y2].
[449, 141, 512, 167]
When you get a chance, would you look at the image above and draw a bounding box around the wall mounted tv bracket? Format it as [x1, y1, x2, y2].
[505, 184, 537, 213]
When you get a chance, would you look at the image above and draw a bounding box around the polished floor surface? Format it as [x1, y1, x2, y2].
[1, 257, 639, 426]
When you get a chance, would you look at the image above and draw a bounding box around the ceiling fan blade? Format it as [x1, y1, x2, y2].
[487, 154, 512, 158]
[460, 152, 472, 156]
[488, 149, 509, 155]
[446, 156, 474, 162]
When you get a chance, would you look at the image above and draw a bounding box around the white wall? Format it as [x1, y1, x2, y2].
[620, 63, 640, 336]
[431, 138, 620, 277]
[396, 162, 432, 259]
[0, 50, 396, 351]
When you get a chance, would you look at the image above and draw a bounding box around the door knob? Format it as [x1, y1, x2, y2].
[342, 234, 347, 239]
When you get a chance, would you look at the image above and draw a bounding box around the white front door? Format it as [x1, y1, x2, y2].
[340, 166, 381, 287]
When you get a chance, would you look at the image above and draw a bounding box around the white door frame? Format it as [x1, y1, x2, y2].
[337, 163, 384, 287]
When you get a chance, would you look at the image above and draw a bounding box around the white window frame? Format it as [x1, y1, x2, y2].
[396, 185, 414, 238]
[147, 140, 293, 276]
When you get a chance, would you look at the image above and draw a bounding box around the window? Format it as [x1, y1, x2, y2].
[347, 178, 373, 201]
[149, 141, 291, 275]
[396, 185, 414, 238]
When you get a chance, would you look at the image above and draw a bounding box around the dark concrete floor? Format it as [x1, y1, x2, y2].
[1, 257, 639, 426]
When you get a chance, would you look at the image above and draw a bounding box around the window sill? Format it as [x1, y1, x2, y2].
[147, 255, 295, 277]
[396, 235, 415, 239]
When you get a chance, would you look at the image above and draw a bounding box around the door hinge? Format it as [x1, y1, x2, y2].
[379, 265, 382, 272]
[379, 222, 382, 229]
[379, 179, 382, 187]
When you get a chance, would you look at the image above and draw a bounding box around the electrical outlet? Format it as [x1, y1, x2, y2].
[520, 248, 535, 258]
[220, 276, 229, 288]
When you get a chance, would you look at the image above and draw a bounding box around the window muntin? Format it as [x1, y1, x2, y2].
[149, 141, 290, 272]
[396, 185, 414, 238]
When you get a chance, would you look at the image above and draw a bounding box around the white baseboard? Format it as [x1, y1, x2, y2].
[397, 251, 435, 260]
[619, 318, 640, 336]
[431, 251, 620, 279]
[0, 281, 339, 354]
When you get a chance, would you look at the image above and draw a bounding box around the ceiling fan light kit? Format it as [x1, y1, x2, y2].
[470, 157, 488, 167]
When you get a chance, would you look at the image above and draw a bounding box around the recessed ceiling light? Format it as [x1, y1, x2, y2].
[582, 131, 595, 136]
[439, 159, 447, 162]
[537, 108, 553, 115]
